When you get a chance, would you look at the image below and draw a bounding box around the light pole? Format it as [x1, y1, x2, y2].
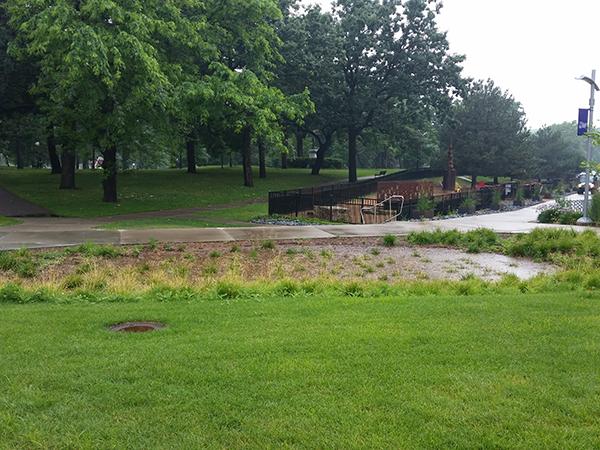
[576, 70, 599, 225]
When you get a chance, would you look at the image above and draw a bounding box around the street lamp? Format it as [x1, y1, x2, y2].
[576, 70, 599, 225]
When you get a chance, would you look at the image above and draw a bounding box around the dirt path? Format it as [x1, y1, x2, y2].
[0, 188, 51, 217]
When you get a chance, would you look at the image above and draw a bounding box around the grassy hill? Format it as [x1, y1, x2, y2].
[0, 167, 391, 218]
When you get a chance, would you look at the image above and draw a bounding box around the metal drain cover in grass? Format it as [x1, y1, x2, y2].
[110, 322, 165, 333]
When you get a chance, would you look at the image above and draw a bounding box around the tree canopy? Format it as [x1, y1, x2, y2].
[440, 80, 530, 183]
[1, 0, 580, 204]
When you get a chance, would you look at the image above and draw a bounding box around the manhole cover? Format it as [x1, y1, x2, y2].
[109, 322, 165, 333]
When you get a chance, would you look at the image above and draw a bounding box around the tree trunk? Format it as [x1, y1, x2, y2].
[311, 134, 333, 176]
[281, 152, 288, 169]
[348, 127, 358, 182]
[102, 145, 118, 202]
[121, 149, 129, 171]
[186, 140, 196, 174]
[47, 128, 61, 174]
[60, 150, 76, 189]
[15, 140, 23, 169]
[241, 127, 253, 187]
[493, 176, 499, 185]
[258, 139, 266, 179]
[471, 175, 478, 189]
[295, 130, 304, 158]
[229, 152, 233, 168]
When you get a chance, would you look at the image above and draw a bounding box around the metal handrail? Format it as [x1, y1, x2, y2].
[360, 195, 405, 224]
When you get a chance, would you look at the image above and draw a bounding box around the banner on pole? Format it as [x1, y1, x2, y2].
[578, 108, 589, 136]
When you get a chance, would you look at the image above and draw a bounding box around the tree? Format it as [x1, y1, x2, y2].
[6, 0, 204, 200]
[333, 0, 464, 181]
[440, 80, 530, 185]
[0, 7, 49, 172]
[276, 6, 346, 175]
[531, 122, 586, 180]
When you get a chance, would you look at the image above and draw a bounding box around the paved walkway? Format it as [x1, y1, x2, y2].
[0, 200, 598, 250]
[0, 188, 51, 217]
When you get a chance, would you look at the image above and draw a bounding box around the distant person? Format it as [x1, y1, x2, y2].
[94, 155, 104, 169]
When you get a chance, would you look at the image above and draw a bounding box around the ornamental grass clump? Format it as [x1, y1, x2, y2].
[382, 234, 398, 247]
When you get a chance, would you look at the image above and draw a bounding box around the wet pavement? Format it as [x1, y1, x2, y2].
[1, 198, 598, 250]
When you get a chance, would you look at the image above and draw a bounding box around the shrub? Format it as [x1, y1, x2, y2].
[274, 280, 300, 297]
[382, 234, 398, 247]
[66, 243, 123, 258]
[62, 274, 84, 290]
[505, 228, 600, 260]
[215, 281, 244, 299]
[513, 188, 525, 206]
[557, 211, 582, 225]
[341, 281, 364, 297]
[416, 196, 434, 213]
[0, 250, 38, 278]
[537, 208, 582, 225]
[491, 190, 502, 210]
[538, 208, 561, 224]
[591, 193, 600, 223]
[0, 283, 24, 303]
[458, 197, 477, 214]
[261, 240, 275, 250]
[407, 228, 501, 253]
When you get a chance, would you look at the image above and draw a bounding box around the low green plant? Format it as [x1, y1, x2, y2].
[66, 243, 123, 258]
[209, 251, 221, 258]
[382, 234, 397, 247]
[261, 240, 275, 250]
[538, 208, 582, 225]
[146, 238, 158, 251]
[505, 228, 600, 260]
[407, 228, 502, 254]
[591, 193, 600, 223]
[0, 249, 39, 278]
[230, 244, 240, 253]
[458, 197, 477, 214]
[538, 208, 561, 224]
[513, 188, 525, 206]
[416, 196, 435, 213]
[203, 263, 218, 275]
[215, 281, 244, 299]
[62, 274, 84, 290]
[490, 190, 502, 210]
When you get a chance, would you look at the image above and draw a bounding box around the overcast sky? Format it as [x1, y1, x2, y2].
[302, 0, 600, 129]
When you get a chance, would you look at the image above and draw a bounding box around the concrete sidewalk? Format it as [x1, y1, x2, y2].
[0, 201, 598, 250]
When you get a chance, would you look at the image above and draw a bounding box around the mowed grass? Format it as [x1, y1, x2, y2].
[0, 167, 393, 218]
[98, 203, 268, 229]
[0, 216, 21, 227]
[2, 293, 600, 448]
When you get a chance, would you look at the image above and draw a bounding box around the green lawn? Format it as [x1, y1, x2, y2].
[2, 292, 600, 448]
[0, 216, 21, 227]
[99, 203, 269, 229]
[0, 167, 394, 218]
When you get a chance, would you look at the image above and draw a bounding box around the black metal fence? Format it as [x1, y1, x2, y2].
[268, 170, 540, 223]
[268, 168, 445, 216]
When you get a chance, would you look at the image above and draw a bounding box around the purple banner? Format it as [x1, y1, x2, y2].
[578, 108, 589, 136]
